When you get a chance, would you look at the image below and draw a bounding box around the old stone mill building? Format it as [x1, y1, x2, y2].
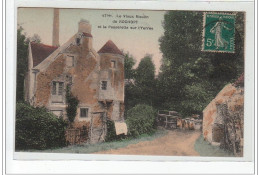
[24, 9, 126, 144]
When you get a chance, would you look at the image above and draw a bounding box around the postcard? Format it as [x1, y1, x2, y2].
[13, 6, 252, 161]
[3, 0, 256, 173]
[16, 7, 245, 156]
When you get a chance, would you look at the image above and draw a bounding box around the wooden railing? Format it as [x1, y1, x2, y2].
[157, 110, 180, 129]
[65, 126, 89, 145]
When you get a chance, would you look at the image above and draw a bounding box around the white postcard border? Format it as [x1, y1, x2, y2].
[5, 0, 255, 174]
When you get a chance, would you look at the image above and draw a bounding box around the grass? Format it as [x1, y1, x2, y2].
[26, 130, 168, 154]
[194, 135, 234, 157]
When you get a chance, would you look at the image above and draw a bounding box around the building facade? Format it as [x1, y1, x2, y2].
[24, 20, 125, 143]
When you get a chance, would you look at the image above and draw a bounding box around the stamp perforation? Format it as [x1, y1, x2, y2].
[201, 12, 236, 53]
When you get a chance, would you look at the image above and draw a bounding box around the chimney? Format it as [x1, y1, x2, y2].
[78, 19, 91, 34]
[52, 8, 59, 47]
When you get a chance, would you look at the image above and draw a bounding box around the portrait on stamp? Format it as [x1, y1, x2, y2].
[202, 13, 236, 53]
[15, 8, 245, 158]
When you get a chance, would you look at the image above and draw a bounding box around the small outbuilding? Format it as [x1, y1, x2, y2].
[203, 74, 244, 154]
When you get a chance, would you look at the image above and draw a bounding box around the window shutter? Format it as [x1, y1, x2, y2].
[58, 82, 64, 95]
[52, 82, 57, 95]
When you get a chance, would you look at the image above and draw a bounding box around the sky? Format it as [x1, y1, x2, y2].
[18, 8, 165, 74]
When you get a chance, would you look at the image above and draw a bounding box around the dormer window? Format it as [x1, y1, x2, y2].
[111, 60, 116, 68]
[76, 37, 81, 46]
[101, 81, 107, 90]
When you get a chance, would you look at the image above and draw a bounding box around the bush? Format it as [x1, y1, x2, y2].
[105, 120, 117, 142]
[126, 104, 156, 137]
[15, 102, 68, 150]
[105, 120, 127, 142]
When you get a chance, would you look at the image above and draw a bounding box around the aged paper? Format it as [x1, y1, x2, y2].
[5, 2, 255, 174]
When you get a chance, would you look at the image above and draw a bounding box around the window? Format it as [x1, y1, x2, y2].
[80, 108, 88, 118]
[58, 82, 64, 95]
[111, 60, 116, 68]
[51, 81, 64, 103]
[52, 82, 57, 95]
[101, 81, 107, 90]
[52, 81, 64, 96]
[76, 37, 80, 46]
[66, 56, 74, 67]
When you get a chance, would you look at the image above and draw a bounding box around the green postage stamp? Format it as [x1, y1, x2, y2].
[202, 13, 236, 53]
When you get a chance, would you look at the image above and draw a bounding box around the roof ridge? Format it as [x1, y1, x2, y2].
[30, 42, 58, 49]
[82, 32, 93, 37]
[97, 40, 123, 56]
[30, 42, 58, 67]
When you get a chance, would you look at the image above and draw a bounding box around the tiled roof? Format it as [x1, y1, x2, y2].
[82, 32, 93, 37]
[233, 73, 244, 87]
[98, 40, 123, 56]
[30, 42, 58, 67]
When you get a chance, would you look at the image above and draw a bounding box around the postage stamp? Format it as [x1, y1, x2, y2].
[202, 13, 236, 53]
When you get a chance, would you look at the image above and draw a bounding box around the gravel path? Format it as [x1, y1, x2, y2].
[96, 130, 201, 156]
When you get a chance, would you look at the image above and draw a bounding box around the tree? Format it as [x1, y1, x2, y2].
[124, 52, 136, 80]
[66, 85, 79, 125]
[26, 34, 41, 43]
[16, 26, 29, 102]
[16, 26, 42, 102]
[159, 11, 203, 68]
[124, 54, 157, 114]
[124, 53, 137, 112]
[158, 11, 245, 116]
[134, 55, 156, 106]
[135, 54, 155, 86]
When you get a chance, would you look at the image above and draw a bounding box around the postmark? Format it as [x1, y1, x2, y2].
[202, 13, 236, 53]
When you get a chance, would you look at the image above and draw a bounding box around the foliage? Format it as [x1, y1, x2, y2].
[105, 120, 126, 142]
[126, 104, 156, 137]
[16, 26, 29, 102]
[16, 26, 42, 102]
[135, 54, 155, 85]
[105, 120, 117, 141]
[159, 11, 203, 67]
[15, 102, 68, 150]
[124, 53, 137, 112]
[66, 85, 79, 124]
[25, 34, 42, 43]
[135, 55, 156, 106]
[124, 82, 138, 113]
[157, 11, 245, 116]
[30, 130, 167, 154]
[124, 52, 136, 80]
[124, 55, 157, 112]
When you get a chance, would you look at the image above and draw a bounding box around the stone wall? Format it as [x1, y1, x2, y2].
[221, 87, 244, 156]
[34, 35, 102, 121]
[30, 22, 125, 144]
[99, 53, 124, 102]
[203, 83, 243, 144]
